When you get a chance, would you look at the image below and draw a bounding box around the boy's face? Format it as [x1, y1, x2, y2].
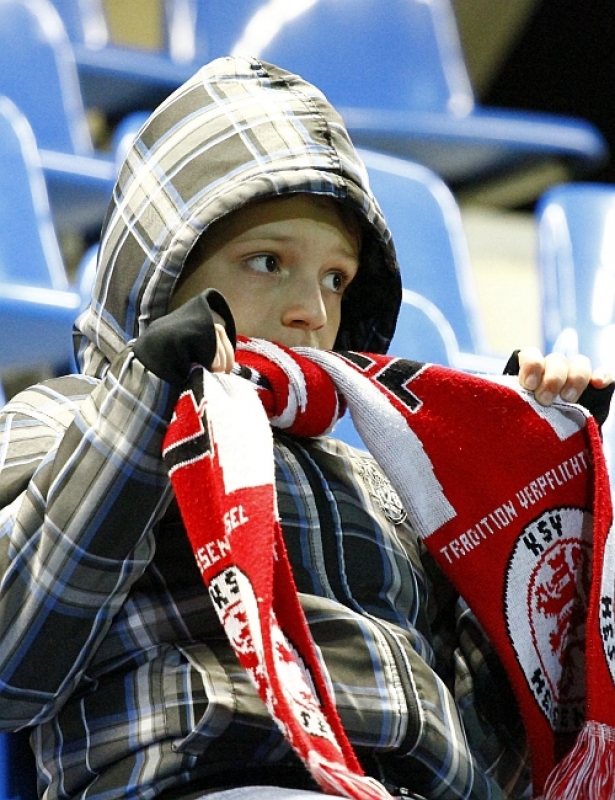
[170, 195, 360, 350]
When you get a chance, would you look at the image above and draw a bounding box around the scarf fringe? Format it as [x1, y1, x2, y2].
[540, 721, 615, 800]
[307, 753, 394, 799]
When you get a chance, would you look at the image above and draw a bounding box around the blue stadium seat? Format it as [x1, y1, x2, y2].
[51, 0, 268, 117]
[537, 183, 615, 364]
[191, 0, 269, 66]
[0, 97, 95, 800]
[50, 0, 204, 117]
[359, 149, 493, 364]
[334, 150, 504, 449]
[0, 95, 81, 373]
[110, 110, 150, 170]
[230, 0, 607, 201]
[536, 182, 615, 472]
[0, 0, 116, 234]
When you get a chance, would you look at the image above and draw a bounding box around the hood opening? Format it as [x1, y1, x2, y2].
[75, 57, 402, 376]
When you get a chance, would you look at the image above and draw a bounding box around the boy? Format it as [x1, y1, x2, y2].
[0, 56, 609, 800]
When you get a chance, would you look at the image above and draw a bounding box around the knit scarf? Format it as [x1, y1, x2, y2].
[162, 337, 615, 800]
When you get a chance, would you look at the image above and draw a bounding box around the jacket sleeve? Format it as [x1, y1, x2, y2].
[0, 349, 177, 728]
[301, 594, 522, 800]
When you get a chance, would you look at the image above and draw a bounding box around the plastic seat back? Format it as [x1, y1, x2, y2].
[227, 0, 606, 194]
[194, 0, 286, 62]
[0, 97, 69, 291]
[536, 182, 615, 471]
[0, 0, 93, 156]
[75, 243, 99, 311]
[359, 149, 489, 362]
[49, 0, 210, 116]
[537, 183, 615, 369]
[0, 95, 80, 369]
[0, 0, 116, 235]
[231, 0, 473, 116]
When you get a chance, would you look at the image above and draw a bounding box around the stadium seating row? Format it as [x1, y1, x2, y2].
[0, 0, 607, 242]
[50, 0, 608, 198]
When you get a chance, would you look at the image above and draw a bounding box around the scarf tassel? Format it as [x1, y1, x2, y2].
[307, 753, 395, 800]
[540, 721, 615, 800]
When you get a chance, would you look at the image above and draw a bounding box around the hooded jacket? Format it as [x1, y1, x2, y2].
[75, 56, 401, 379]
[0, 58, 528, 800]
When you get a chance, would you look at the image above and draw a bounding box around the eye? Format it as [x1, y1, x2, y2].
[245, 254, 279, 274]
[322, 271, 349, 294]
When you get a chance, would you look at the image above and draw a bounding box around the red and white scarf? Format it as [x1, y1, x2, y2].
[162, 337, 615, 800]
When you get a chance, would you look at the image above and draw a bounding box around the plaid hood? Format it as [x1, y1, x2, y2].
[74, 56, 401, 378]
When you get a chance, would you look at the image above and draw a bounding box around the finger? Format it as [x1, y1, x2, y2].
[518, 348, 574, 406]
[516, 346, 546, 392]
[532, 352, 584, 406]
[218, 326, 235, 372]
[556, 353, 592, 403]
[590, 367, 614, 389]
[210, 324, 235, 373]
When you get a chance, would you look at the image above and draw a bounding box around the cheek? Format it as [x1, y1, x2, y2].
[327, 297, 343, 329]
[227, 297, 268, 338]
[321, 300, 343, 347]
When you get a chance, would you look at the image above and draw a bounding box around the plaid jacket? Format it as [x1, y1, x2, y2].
[0, 57, 529, 799]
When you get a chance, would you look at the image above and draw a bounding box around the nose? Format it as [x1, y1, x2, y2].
[281, 276, 327, 332]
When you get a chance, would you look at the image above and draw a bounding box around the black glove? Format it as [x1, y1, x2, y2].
[504, 349, 615, 427]
[133, 289, 236, 386]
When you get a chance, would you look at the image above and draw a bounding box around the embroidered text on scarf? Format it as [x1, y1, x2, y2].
[162, 338, 615, 800]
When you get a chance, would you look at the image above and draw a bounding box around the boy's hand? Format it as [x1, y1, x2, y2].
[515, 346, 612, 407]
[133, 289, 236, 386]
[504, 347, 614, 425]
